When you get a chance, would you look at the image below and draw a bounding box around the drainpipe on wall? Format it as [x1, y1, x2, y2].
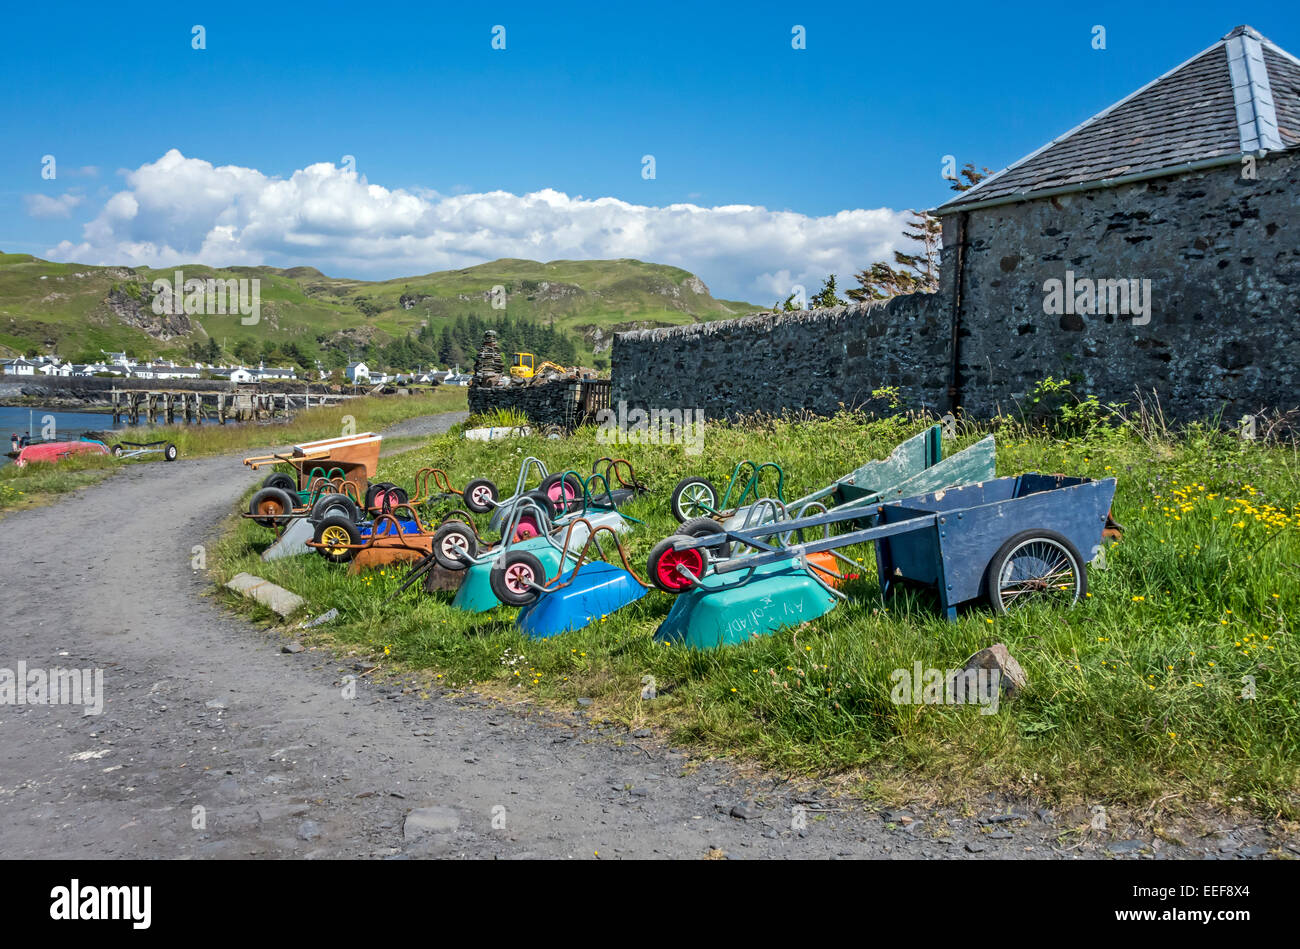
[946, 211, 969, 412]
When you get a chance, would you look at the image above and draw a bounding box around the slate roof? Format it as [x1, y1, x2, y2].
[937, 26, 1300, 213]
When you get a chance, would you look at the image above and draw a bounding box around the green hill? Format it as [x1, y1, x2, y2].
[0, 252, 761, 366]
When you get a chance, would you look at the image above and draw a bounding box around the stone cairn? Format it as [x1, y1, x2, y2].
[471, 330, 508, 387]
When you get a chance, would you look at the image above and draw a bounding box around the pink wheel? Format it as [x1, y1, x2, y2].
[512, 514, 541, 542]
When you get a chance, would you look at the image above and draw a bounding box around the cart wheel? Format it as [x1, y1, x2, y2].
[512, 507, 544, 542]
[163, 442, 178, 462]
[432, 523, 479, 570]
[490, 550, 547, 606]
[463, 478, 498, 513]
[678, 517, 732, 559]
[670, 477, 718, 522]
[310, 492, 359, 524]
[111, 444, 123, 458]
[378, 486, 410, 513]
[647, 535, 707, 593]
[539, 473, 584, 513]
[262, 472, 295, 492]
[248, 487, 296, 528]
[543, 425, 564, 440]
[985, 530, 1087, 616]
[313, 515, 361, 563]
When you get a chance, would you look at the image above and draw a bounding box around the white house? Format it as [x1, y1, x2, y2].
[345, 362, 370, 384]
[2, 358, 37, 376]
[37, 362, 73, 377]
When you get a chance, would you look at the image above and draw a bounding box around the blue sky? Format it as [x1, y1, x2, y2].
[2, 0, 1296, 301]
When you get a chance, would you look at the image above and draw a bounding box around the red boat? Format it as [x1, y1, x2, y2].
[13, 440, 108, 468]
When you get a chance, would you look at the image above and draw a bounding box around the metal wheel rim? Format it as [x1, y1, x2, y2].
[679, 484, 714, 517]
[996, 538, 1080, 610]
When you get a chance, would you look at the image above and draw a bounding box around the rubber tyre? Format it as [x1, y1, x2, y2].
[670, 477, 719, 522]
[463, 478, 498, 514]
[111, 444, 123, 458]
[162, 442, 178, 462]
[647, 535, 708, 594]
[985, 529, 1087, 616]
[248, 487, 296, 528]
[431, 522, 479, 570]
[313, 515, 362, 564]
[309, 492, 360, 525]
[262, 472, 296, 492]
[539, 472, 584, 513]
[489, 550, 547, 606]
[678, 516, 732, 559]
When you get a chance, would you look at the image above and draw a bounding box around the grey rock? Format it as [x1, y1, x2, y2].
[962, 643, 1028, 698]
[300, 608, 339, 629]
[404, 806, 461, 838]
[965, 841, 986, 853]
[576, 697, 593, 707]
[281, 641, 306, 654]
[730, 802, 760, 820]
[296, 820, 321, 841]
[1106, 839, 1147, 854]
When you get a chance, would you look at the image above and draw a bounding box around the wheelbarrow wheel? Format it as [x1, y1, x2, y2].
[985, 530, 1086, 616]
[539, 472, 584, 514]
[463, 478, 499, 513]
[670, 477, 718, 522]
[309, 492, 359, 525]
[313, 515, 361, 563]
[490, 550, 547, 606]
[648, 535, 708, 593]
[163, 442, 178, 462]
[678, 517, 732, 559]
[262, 472, 296, 492]
[432, 522, 479, 570]
[248, 486, 296, 528]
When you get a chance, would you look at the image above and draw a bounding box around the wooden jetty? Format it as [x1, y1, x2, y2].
[110, 384, 351, 425]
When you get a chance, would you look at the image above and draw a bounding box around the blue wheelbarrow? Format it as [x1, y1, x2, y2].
[650, 473, 1119, 649]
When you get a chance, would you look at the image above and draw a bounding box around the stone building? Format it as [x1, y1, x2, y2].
[613, 25, 1300, 423]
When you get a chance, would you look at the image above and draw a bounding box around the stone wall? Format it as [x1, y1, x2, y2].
[467, 379, 579, 427]
[949, 149, 1300, 420]
[612, 291, 950, 419]
[611, 149, 1300, 423]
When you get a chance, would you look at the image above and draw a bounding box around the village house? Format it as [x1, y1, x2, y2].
[345, 361, 370, 384]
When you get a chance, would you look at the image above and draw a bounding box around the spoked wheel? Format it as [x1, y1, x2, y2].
[489, 550, 547, 607]
[431, 523, 479, 570]
[647, 535, 708, 593]
[985, 530, 1086, 616]
[463, 478, 499, 514]
[670, 477, 718, 522]
[313, 515, 362, 564]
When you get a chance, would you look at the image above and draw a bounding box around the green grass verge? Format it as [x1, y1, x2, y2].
[211, 407, 1299, 818]
[0, 388, 467, 513]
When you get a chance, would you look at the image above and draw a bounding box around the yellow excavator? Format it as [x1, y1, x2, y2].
[509, 352, 569, 380]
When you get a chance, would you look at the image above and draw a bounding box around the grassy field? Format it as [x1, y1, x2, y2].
[210, 399, 1300, 821]
[0, 387, 466, 513]
[0, 253, 760, 364]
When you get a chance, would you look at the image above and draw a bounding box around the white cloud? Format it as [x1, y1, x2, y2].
[46, 149, 915, 302]
[24, 192, 86, 219]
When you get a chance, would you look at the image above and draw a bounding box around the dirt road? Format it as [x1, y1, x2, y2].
[0, 413, 1280, 859]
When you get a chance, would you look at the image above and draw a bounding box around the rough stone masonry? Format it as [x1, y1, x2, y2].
[612, 149, 1299, 423]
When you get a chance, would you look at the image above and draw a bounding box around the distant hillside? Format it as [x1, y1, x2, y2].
[0, 253, 761, 366]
